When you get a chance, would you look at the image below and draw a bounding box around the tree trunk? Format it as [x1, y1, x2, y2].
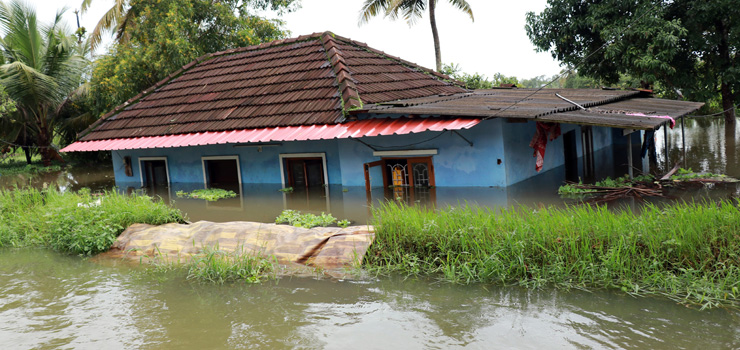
[721, 82, 736, 126]
[23, 146, 31, 164]
[36, 122, 63, 166]
[428, 0, 442, 72]
[715, 18, 736, 166]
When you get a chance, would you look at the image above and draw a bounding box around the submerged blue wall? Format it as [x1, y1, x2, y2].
[112, 119, 622, 188]
[501, 122, 615, 186]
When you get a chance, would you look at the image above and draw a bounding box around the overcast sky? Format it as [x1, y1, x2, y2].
[32, 0, 563, 79]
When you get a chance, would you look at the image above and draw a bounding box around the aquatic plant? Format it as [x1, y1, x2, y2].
[175, 188, 237, 201]
[275, 209, 342, 228]
[278, 187, 294, 192]
[368, 201, 740, 308]
[0, 187, 186, 255]
[670, 168, 729, 181]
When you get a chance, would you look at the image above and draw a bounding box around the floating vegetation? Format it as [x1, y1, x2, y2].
[0, 187, 186, 255]
[368, 201, 740, 309]
[669, 168, 732, 182]
[176, 188, 236, 201]
[275, 209, 351, 228]
[558, 168, 738, 202]
[278, 187, 294, 193]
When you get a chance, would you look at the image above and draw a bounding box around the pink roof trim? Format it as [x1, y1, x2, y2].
[61, 118, 480, 152]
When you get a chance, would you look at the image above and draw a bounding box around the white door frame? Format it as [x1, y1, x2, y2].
[138, 156, 170, 187]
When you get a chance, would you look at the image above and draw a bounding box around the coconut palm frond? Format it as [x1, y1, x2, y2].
[114, 5, 136, 45]
[359, 0, 391, 25]
[80, 0, 93, 13]
[448, 0, 473, 21]
[89, 0, 128, 51]
[1, 61, 61, 105]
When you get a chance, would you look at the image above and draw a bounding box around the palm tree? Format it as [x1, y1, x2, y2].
[0, 1, 86, 165]
[359, 0, 474, 72]
[80, 0, 134, 51]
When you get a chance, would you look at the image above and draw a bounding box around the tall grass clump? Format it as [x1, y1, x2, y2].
[146, 248, 276, 284]
[0, 187, 185, 255]
[368, 201, 740, 308]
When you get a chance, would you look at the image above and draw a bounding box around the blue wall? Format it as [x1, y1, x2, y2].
[502, 122, 614, 186]
[112, 119, 620, 188]
[113, 139, 343, 186]
[335, 118, 507, 187]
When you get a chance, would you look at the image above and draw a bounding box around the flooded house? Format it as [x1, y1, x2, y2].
[62, 32, 703, 197]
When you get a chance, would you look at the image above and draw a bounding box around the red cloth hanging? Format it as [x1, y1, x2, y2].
[529, 122, 562, 172]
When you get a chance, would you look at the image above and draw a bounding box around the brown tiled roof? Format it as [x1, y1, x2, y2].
[81, 32, 466, 141]
[360, 89, 704, 130]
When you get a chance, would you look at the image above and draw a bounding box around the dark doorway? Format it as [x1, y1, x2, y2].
[581, 126, 595, 181]
[284, 158, 325, 189]
[204, 158, 240, 190]
[563, 130, 578, 182]
[141, 159, 168, 187]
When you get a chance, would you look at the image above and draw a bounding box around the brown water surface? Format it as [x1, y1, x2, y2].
[1, 249, 739, 349]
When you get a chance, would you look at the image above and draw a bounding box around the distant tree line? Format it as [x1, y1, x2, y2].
[441, 63, 642, 91]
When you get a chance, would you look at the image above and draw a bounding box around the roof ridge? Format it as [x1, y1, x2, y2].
[207, 32, 326, 58]
[319, 32, 362, 120]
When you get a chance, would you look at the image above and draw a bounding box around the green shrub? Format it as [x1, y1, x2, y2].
[0, 187, 185, 255]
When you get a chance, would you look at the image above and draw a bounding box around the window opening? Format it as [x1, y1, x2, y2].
[412, 163, 430, 187]
[284, 157, 325, 189]
[204, 159, 240, 189]
[141, 160, 168, 187]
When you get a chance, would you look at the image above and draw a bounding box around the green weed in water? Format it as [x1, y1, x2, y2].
[367, 201, 740, 308]
[275, 209, 340, 228]
[176, 188, 237, 201]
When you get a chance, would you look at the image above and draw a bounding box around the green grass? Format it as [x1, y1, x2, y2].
[0, 187, 186, 255]
[367, 201, 740, 309]
[145, 247, 276, 284]
[0, 159, 64, 177]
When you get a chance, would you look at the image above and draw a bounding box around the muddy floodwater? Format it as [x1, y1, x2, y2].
[2, 250, 739, 349]
[2, 117, 740, 349]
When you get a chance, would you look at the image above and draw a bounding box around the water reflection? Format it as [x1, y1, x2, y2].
[0, 164, 115, 192]
[655, 117, 740, 176]
[2, 250, 739, 349]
